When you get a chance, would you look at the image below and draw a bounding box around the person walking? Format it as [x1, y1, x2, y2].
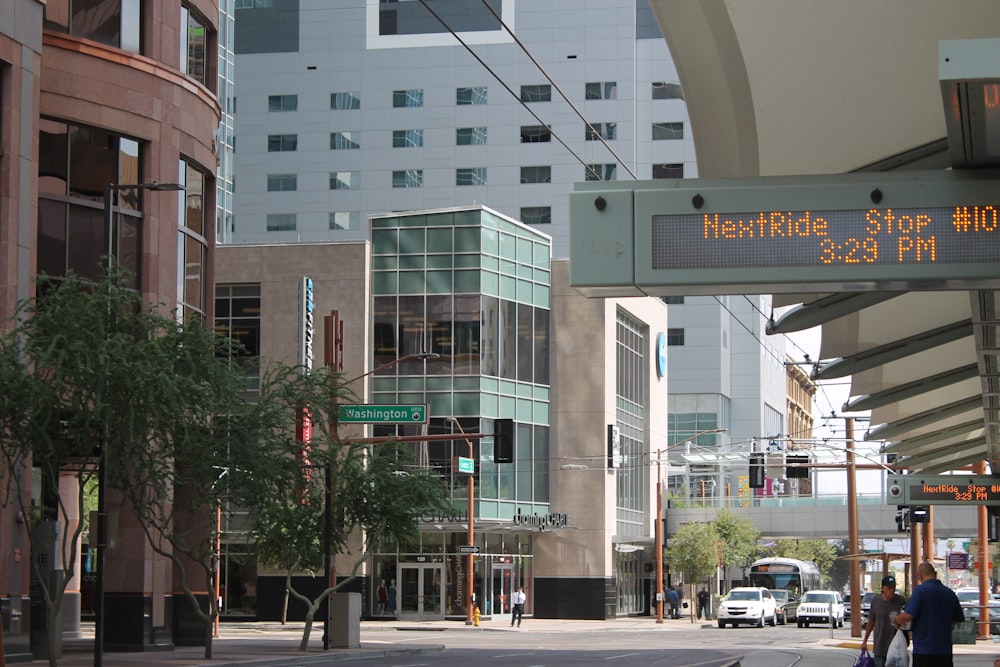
[510, 586, 526, 627]
[894, 561, 965, 667]
[861, 575, 907, 667]
[697, 587, 710, 620]
[667, 586, 680, 619]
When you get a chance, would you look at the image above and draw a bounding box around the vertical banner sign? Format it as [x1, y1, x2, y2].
[299, 276, 314, 370]
[297, 277, 315, 502]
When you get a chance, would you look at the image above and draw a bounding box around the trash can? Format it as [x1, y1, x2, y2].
[329, 593, 361, 648]
[952, 618, 977, 644]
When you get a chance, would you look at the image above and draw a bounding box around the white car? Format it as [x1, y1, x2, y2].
[717, 587, 777, 628]
[796, 590, 845, 628]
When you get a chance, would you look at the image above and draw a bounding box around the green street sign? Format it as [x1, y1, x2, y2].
[338, 404, 428, 424]
[456, 457, 474, 474]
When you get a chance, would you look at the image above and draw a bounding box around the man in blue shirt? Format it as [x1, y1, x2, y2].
[894, 561, 965, 667]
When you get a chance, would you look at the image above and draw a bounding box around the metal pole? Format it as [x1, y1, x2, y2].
[467, 437, 475, 626]
[323, 460, 332, 649]
[94, 184, 114, 667]
[846, 418, 861, 637]
[655, 454, 663, 623]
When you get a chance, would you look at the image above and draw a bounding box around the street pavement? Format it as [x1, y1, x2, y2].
[37, 614, 1000, 667]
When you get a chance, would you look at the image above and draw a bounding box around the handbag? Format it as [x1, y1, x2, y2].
[885, 628, 910, 667]
[852, 648, 875, 667]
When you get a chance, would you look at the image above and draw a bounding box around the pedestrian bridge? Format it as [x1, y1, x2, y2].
[665, 494, 978, 539]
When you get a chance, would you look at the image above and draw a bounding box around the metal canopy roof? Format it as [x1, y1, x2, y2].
[648, 0, 1000, 474]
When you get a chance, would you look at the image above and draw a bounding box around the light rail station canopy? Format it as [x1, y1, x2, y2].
[573, 1, 1000, 474]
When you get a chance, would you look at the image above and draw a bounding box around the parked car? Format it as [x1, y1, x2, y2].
[859, 591, 875, 628]
[770, 589, 799, 625]
[844, 594, 852, 621]
[717, 587, 777, 628]
[796, 590, 845, 628]
[963, 601, 1000, 635]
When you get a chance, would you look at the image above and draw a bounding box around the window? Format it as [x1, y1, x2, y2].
[520, 166, 551, 184]
[392, 129, 424, 148]
[652, 122, 684, 140]
[456, 168, 487, 186]
[520, 85, 551, 102]
[652, 81, 684, 100]
[586, 81, 617, 100]
[456, 86, 487, 105]
[267, 134, 297, 152]
[267, 174, 297, 191]
[585, 164, 616, 181]
[37, 119, 145, 285]
[456, 127, 487, 145]
[268, 94, 297, 111]
[330, 171, 360, 190]
[330, 211, 361, 230]
[266, 213, 296, 231]
[393, 89, 423, 108]
[392, 170, 423, 188]
[653, 163, 684, 179]
[586, 122, 617, 141]
[667, 328, 685, 346]
[45, 0, 141, 53]
[520, 207, 551, 225]
[520, 125, 551, 143]
[235, 0, 273, 7]
[330, 132, 360, 150]
[180, 6, 208, 87]
[178, 159, 208, 318]
[331, 92, 361, 109]
[662, 296, 685, 304]
[214, 284, 261, 389]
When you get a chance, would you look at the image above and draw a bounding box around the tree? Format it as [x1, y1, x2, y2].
[666, 522, 721, 617]
[0, 269, 339, 662]
[251, 433, 447, 651]
[711, 508, 762, 590]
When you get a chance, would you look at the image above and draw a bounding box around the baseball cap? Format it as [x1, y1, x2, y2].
[881, 575, 896, 587]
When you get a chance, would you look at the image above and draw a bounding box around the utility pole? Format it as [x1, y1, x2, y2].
[846, 417, 861, 637]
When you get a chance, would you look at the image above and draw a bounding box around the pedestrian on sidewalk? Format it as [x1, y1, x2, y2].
[697, 587, 710, 620]
[667, 586, 679, 619]
[894, 561, 964, 667]
[511, 586, 526, 627]
[861, 575, 906, 667]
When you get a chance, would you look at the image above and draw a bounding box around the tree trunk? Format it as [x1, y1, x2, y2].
[203, 615, 214, 659]
[298, 606, 318, 652]
[281, 587, 289, 625]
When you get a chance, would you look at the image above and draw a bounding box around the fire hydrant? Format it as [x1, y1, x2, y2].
[473, 605, 481, 626]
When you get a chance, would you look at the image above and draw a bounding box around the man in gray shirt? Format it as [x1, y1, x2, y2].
[862, 575, 906, 667]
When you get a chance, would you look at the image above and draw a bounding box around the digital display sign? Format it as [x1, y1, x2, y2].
[569, 171, 1000, 297]
[651, 205, 999, 270]
[887, 475, 1000, 506]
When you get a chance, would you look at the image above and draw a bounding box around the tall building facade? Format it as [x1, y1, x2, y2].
[231, 0, 695, 256]
[664, 296, 788, 504]
[215, 208, 672, 621]
[2, 0, 222, 659]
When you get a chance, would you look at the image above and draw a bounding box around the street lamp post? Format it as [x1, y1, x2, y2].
[655, 428, 726, 624]
[321, 350, 438, 648]
[447, 417, 476, 626]
[95, 181, 183, 667]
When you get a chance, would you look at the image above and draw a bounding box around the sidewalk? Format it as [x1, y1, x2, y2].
[31, 615, 1000, 667]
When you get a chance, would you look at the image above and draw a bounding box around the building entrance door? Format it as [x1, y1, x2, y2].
[397, 564, 444, 621]
[490, 563, 513, 620]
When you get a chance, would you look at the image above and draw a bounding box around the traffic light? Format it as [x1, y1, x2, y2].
[785, 454, 809, 479]
[895, 507, 910, 533]
[494, 418, 514, 463]
[749, 453, 765, 488]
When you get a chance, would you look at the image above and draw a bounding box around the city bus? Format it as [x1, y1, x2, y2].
[748, 557, 821, 596]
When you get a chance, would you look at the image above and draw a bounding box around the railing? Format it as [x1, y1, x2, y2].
[668, 493, 888, 510]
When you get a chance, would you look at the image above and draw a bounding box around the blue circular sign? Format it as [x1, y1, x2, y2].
[655, 332, 667, 379]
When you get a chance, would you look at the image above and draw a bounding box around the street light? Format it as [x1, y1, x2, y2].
[446, 417, 476, 626]
[655, 428, 726, 624]
[95, 181, 183, 667]
[321, 350, 438, 649]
